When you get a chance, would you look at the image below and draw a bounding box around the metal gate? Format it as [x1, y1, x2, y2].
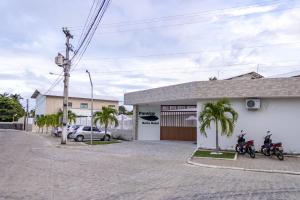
[160, 106, 197, 141]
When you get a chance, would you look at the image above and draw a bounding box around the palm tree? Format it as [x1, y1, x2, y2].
[45, 115, 54, 134]
[36, 115, 46, 133]
[68, 110, 77, 124]
[56, 110, 76, 124]
[199, 98, 238, 153]
[94, 106, 118, 137]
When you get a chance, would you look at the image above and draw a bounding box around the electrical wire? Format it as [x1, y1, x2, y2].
[70, 0, 283, 29]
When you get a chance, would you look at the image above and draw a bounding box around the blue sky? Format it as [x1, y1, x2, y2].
[1, 0, 300, 109]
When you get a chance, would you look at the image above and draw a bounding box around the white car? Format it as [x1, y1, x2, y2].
[72, 126, 111, 142]
[67, 125, 80, 139]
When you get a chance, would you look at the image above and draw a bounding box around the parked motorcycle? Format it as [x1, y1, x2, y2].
[261, 131, 284, 160]
[235, 130, 255, 158]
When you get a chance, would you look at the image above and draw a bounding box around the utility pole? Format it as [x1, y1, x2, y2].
[86, 70, 94, 145]
[56, 27, 73, 144]
[23, 99, 29, 131]
[26, 99, 29, 131]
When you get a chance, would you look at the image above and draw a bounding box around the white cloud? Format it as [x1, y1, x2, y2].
[1, 0, 300, 108]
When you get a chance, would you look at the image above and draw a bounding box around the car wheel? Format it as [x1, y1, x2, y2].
[76, 135, 84, 142]
[67, 133, 72, 139]
[103, 134, 110, 141]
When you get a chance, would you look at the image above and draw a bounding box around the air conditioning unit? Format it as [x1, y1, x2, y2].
[246, 99, 260, 110]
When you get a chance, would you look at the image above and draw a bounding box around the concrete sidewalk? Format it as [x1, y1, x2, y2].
[189, 153, 300, 175]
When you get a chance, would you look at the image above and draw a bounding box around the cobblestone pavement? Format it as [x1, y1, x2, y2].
[1, 130, 300, 200]
[191, 153, 300, 173]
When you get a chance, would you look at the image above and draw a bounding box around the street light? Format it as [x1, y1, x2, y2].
[86, 70, 93, 145]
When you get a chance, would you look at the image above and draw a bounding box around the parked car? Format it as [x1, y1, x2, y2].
[67, 125, 80, 139]
[72, 126, 111, 142]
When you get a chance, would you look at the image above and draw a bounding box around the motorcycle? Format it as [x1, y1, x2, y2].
[235, 130, 255, 158]
[261, 131, 284, 161]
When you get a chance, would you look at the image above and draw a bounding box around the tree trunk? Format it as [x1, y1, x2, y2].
[105, 123, 108, 135]
[215, 121, 219, 153]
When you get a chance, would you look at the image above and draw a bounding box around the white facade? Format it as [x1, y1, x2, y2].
[197, 98, 300, 153]
[137, 105, 161, 140]
[35, 94, 46, 116]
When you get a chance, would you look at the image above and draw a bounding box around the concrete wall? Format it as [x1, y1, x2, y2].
[197, 98, 300, 153]
[137, 105, 161, 140]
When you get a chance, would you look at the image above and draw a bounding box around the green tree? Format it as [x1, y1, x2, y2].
[36, 115, 46, 133]
[94, 106, 119, 137]
[68, 110, 77, 124]
[199, 98, 238, 153]
[118, 105, 126, 115]
[57, 110, 76, 124]
[29, 109, 35, 117]
[44, 115, 52, 133]
[0, 94, 25, 122]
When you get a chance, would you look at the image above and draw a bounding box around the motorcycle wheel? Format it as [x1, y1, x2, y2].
[276, 150, 284, 161]
[249, 149, 255, 158]
[235, 145, 242, 154]
[261, 147, 270, 156]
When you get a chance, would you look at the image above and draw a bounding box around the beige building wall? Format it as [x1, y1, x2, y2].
[45, 96, 119, 114]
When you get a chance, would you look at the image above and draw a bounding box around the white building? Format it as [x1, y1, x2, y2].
[31, 90, 119, 125]
[124, 72, 300, 153]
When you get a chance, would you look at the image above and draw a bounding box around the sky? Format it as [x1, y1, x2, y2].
[1, 0, 300, 109]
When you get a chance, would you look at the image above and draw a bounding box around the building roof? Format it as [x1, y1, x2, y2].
[31, 90, 119, 102]
[269, 70, 300, 78]
[225, 71, 264, 80]
[124, 77, 300, 105]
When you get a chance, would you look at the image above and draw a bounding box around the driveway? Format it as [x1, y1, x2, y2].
[1, 130, 300, 200]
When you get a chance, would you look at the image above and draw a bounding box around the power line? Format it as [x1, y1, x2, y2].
[76, 0, 98, 49]
[95, 5, 300, 34]
[72, 60, 300, 76]
[72, 0, 107, 60]
[77, 41, 300, 61]
[69, 0, 283, 29]
[71, 0, 111, 72]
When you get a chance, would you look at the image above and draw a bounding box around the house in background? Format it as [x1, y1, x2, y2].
[31, 90, 119, 125]
[225, 71, 264, 80]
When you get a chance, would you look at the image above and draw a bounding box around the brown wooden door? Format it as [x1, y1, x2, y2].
[160, 126, 196, 141]
[160, 110, 197, 141]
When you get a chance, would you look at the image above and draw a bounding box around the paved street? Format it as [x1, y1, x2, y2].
[1, 130, 300, 200]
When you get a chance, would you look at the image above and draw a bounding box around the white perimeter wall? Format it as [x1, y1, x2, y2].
[197, 98, 300, 153]
[137, 105, 161, 140]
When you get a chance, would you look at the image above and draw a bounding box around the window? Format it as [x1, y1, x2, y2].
[68, 102, 72, 107]
[92, 127, 100, 132]
[108, 105, 115, 108]
[83, 126, 91, 131]
[80, 103, 88, 109]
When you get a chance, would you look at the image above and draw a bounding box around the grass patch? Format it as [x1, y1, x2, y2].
[84, 140, 121, 145]
[193, 150, 236, 159]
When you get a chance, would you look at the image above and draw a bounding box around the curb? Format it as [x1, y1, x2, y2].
[187, 158, 300, 176]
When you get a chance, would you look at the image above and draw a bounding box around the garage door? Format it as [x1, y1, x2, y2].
[160, 110, 197, 141]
